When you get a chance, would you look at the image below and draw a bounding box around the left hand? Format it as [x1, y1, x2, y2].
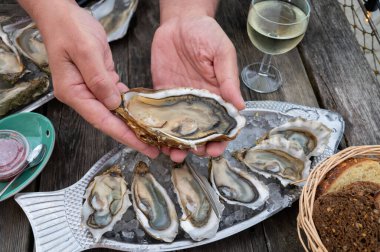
[151, 15, 245, 162]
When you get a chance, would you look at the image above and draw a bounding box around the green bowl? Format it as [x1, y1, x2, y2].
[0, 112, 55, 202]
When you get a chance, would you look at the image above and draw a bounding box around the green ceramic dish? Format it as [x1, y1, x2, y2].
[0, 112, 55, 202]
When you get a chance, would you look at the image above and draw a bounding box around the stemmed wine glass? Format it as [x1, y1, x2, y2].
[241, 0, 311, 93]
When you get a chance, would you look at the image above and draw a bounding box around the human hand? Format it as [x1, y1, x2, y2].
[151, 14, 245, 162]
[19, 0, 159, 158]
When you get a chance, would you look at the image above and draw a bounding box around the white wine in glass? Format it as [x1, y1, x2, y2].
[241, 0, 310, 93]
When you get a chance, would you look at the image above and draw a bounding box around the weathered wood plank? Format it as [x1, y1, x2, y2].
[0, 181, 35, 252]
[299, 0, 380, 146]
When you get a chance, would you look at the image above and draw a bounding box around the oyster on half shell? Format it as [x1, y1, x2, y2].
[171, 162, 224, 241]
[9, 22, 49, 72]
[82, 165, 131, 241]
[0, 35, 24, 84]
[266, 117, 331, 157]
[90, 0, 138, 42]
[115, 88, 246, 149]
[132, 161, 178, 242]
[210, 157, 269, 210]
[234, 136, 311, 186]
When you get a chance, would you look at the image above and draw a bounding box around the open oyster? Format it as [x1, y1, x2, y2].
[171, 162, 224, 241]
[0, 34, 24, 84]
[210, 157, 269, 210]
[0, 76, 49, 116]
[132, 161, 178, 242]
[266, 117, 331, 157]
[115, 88, 246, 149]
[90, 0, 138, 42]
[82, 165, 131, 241]
[234, 136, 311, 186]
[10, 22, 49, 72]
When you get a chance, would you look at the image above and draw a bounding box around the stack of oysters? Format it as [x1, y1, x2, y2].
[81, 88, 332, 243]
[0, 0, 138, 117]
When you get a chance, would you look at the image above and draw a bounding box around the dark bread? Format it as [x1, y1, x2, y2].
[317, 158, 380, 197]
[313, 182, 380, 251]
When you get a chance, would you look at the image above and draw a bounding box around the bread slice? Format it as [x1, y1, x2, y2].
[317, 158, 380, 196]
[313, 181, 380, 251]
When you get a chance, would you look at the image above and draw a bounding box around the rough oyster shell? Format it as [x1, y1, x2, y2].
[267, 117, 331, 157]
[81, 165, 131, 241]
[90, 0, 138, 42]
[132, 161, 178, 242]
[234, 136, 311, 186]
[115, 88, 246, 149]
[209, 157, 269, 210]
[0, 75, 49, 116]
[171, 162, 224, 241]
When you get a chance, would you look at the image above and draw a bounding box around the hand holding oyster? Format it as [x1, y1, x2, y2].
[114, 88, 246, 160]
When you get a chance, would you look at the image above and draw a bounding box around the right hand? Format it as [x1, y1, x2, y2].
[31, 0, 159, 158]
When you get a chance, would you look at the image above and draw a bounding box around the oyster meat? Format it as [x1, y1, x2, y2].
[82, 165, 131, 241]
[0, 34, 24, 84]
[9, 22, 49, 72]
[90, 0, 138, 42]
[115, 88, 246, 149]
[234, 136, 311, 186]
[132, 161, 178, 242]
[171, 162, 224, 241]
[210, 157, 269, 210]
[266, 117, 331, 157]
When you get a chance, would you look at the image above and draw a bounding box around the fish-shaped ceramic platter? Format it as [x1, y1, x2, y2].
[15, 101, 344, 252]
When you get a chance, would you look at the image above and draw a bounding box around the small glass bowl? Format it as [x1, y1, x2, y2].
[0, 130, 29, 181]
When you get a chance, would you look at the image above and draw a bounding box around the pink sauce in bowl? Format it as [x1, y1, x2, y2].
[0, 130, 29, 181]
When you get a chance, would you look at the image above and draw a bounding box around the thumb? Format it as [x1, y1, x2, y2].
[214, 40, 245, 110]
[71, 45, 121, 110]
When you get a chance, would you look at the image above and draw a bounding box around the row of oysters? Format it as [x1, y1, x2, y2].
[82, 115, 332, 243]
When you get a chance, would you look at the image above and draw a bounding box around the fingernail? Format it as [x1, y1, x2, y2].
[103, 93, 121, 110]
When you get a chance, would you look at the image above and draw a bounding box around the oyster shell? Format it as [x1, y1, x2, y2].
[209, 157, 269, 210]
[0, 75, 49, 116]
[0, 34, 24, 84]
[267, 117, 331, 157]
[115, 88, 246, 149]
[90, 0, 138, 42]
[9, 22, 49, 72]
[171, 162, 224, 241]
[82, 165, 131, 241]
[132, 161, 178, 242]
[234, 136, 311, 186]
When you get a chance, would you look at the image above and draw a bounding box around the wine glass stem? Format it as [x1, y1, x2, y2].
[259, 53, 272, 76]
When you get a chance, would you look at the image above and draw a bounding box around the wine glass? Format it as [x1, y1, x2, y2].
[241, 0, 311, 93]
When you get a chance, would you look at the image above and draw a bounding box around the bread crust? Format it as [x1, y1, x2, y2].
[317, 158, 380, 197]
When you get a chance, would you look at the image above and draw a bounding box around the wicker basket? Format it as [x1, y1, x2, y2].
[297, 145, 380, 252]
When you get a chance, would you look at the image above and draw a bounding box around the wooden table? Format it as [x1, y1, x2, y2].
[1, 0, 380, 251]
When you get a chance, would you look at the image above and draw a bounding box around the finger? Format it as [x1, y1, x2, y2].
[117, 82, 129, 93]
[214, 40, 245, 110]
[170, 149, 188, 163]
[190, 145, 207, 156]
[71, 43, 121, 110]
[69, 88, 159, 158]
[206, 141, 228, 157]
[161, 146, 171, 156]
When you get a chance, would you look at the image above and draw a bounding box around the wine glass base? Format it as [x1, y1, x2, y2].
[241, 63, 282, 93]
